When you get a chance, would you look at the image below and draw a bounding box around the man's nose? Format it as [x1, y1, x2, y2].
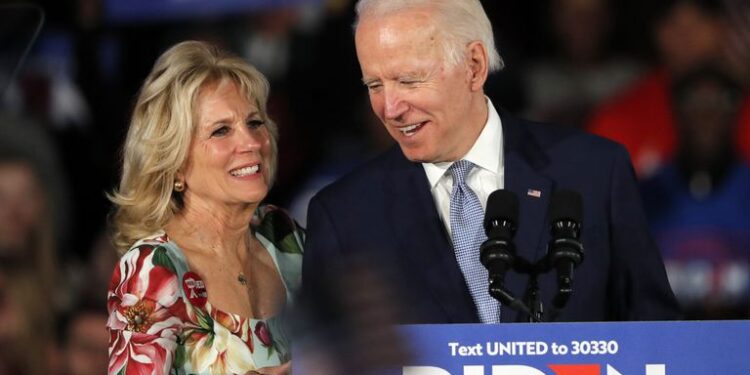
[383, 87, 408, 120]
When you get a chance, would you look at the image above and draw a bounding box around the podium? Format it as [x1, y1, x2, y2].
[296, 321, 750, 374]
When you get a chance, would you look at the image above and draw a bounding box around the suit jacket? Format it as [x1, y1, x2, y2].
[302, 112, 680, 323]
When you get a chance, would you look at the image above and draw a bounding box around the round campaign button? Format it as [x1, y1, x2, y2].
[182, 271, 208, 308]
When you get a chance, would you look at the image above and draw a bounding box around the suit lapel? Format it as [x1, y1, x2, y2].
[384, 148, 479, 323]
[501, 114, 555, 322]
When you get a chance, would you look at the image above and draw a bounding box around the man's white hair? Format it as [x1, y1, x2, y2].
[354, 0, 504, 72]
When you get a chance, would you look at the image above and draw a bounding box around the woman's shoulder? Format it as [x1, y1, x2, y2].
[253, 204, 304, 255]
[116, 231, 168, 256]
[253, 204, 303, 299]
[126, 231, 170, 252]
[110, 231, 184, 294]
[117, 231, 180, 270]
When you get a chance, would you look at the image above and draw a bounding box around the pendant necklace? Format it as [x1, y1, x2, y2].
[237, 235, 252, 287]
[238, 272, 248, 286]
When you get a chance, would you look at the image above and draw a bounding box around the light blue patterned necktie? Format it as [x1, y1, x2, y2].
[449, 160, 500, 323]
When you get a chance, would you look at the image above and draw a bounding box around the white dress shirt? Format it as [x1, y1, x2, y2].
[422, 98, 504, 237]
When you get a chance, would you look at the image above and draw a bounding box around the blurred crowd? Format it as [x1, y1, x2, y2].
[0, 0, 749, 373]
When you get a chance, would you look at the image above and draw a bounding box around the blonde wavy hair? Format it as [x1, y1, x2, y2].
[109, 40, 278, 253]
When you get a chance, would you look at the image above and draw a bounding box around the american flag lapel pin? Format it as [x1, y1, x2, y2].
[527, 189, 542, 198]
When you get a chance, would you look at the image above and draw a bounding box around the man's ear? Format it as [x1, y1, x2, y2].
[466, 41, 489, 92]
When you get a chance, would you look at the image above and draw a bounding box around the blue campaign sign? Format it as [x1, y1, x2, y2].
[397, 321, 750, 375]
[104, 0, 320, 23]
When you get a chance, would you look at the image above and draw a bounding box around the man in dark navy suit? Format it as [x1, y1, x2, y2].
[302, 0, 680, 323]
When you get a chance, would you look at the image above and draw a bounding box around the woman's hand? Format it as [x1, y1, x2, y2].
[245, 361, 291, 375]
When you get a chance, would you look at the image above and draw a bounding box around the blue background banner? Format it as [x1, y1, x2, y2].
[104, 0, 320, 23]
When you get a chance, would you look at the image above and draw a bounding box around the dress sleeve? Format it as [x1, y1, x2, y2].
[106, 244, 188, 375]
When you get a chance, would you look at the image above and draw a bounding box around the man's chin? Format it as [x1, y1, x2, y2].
[399, 145, 434, 163]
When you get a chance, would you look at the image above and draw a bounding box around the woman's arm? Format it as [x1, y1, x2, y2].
[107, 245, 186, 375]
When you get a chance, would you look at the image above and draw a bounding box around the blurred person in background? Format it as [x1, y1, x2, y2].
[0, 112, 69, 297]
[63, 228, 119, 309]
[273, 0, 397, 225]
[59, 304, 109, 375]
[588, 0, 750, 177]
[641, 65, 750, 319]
[287, 95, 393, 226]
[723, 0, 750, 86]
[0, 156, 52, 278]
[0, 271, 58, 375]
[0, 112, 70, 375]
[0, 6, 76, 374]
[523, 0, 642, 127]
[56, 231, 114, 375]
[106, 41, 302, 375]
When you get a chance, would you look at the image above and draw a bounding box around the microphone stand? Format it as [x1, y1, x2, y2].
[527, 272, 544, 323]
[488, 250, 577, 323]
[517, 257, 547, 323]
[482, 234, 545, 323]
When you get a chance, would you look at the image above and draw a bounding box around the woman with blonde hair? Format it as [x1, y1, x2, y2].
[106, 40, 302, 375]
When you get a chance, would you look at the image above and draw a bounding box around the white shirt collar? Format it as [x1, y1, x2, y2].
[423, 97, 504, 188]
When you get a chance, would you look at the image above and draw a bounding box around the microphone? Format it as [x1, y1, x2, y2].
[481, 190, 537, 319]
[480, 190, 518, 286]
[547, 190, 584, 311]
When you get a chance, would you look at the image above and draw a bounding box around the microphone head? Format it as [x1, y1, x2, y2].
[549, 189, 583, 223]
[484, 189, 519, 235]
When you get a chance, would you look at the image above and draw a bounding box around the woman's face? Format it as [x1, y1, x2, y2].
[180, 79, 272, 213]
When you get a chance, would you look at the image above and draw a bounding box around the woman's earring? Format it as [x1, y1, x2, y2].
[174, 180, 185, 192]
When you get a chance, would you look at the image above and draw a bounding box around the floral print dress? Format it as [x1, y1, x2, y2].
[107, 206, 303, 375]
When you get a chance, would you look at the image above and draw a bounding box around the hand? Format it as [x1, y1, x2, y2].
[245, 361, 291, 375]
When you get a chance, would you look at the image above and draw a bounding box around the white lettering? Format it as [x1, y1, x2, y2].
[449, 342, 459, 356]
[485, 342, 548, 356]
[646, 364, 666, 375]
[492, 365, 546, 375]
[448, 342, 483, 356]
[403, 366, 451, 375]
